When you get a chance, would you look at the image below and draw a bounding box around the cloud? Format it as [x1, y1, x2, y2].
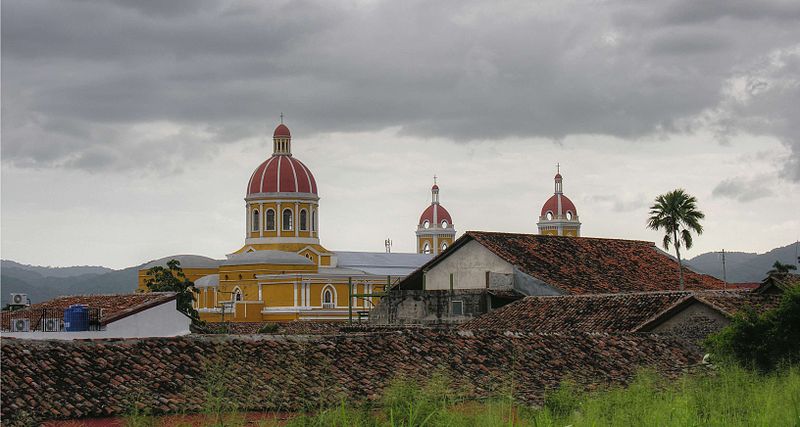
[712, 176, 775, 202]
[587, 194, 649, 213]
[2, 0, 799, 177]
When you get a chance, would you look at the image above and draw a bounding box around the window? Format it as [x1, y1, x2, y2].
[282, 209, 293, 230]
[451, 301, 463, 316]
[566, 211, 573, 220]
[251, 209, 259, 232]
[423, 242, 431, 254]
[311, 210, 317, 231]
[234, 288, 243, 302]
[300, 209, 308, 231]
[423, 220, 430, 229]
[546, 211, 554, 221]
[265, 209, 276, 230]
[441, 220, 449, 228]
[441, 242, 448, 251]
[322, 286, 335, 308]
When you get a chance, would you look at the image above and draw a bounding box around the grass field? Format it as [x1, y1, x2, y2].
[276, 365, 800, 427]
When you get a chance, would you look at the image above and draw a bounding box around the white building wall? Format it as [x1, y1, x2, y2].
[424, 240, 514, 290]
[2, 300, 191, 341]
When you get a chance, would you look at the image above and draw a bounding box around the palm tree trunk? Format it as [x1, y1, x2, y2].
[673, 229, 685, 290]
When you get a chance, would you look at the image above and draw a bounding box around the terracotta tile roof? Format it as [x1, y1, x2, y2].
[461, 290, 781, 334]
[1, 293, 177, 329]
[692, 291, 782, 317]
[467, 231, 724, 294]
[461, 291, 693, 332]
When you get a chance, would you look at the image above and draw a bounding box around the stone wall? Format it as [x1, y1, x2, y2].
[1, 330, 701, 423]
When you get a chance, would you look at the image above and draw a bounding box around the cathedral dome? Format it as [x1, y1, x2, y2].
[247, 123, 318, 196]
[541, 194, 577, 217]
[247, 155, 318, 195]
[419, 204, 453, 228]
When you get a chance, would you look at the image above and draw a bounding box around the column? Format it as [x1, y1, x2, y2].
[276, 202, 282, 237]
[259, 202, 264, 237]
[293, 281, 298, 307]
[295, 201, 300, 237]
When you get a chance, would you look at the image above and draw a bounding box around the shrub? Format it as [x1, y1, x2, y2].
[706, 285, 800, 371]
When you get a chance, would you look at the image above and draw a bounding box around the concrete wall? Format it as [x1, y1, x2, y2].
[2, 301, 190, 340]
[369, 290, 489, 325]
[425, 240, 513, 290]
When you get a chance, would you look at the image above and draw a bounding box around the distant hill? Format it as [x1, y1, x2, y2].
[1, 261, 140, 304]
[686, 242, 800, 283]
[1, 260, 112, 278]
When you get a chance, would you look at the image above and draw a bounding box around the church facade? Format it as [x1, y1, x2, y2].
[138, 122, 433, 322]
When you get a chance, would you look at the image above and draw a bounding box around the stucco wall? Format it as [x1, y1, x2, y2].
[2, 301, 190, 340]
[425, 240, 513, 290]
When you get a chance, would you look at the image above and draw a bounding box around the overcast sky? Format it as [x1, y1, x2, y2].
[2, 0, 799, 269]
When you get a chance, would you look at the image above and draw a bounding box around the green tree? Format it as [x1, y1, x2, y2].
[144, 259, 199, 320]
[706, 285, 800, 371]
[647, 189, 705, 290]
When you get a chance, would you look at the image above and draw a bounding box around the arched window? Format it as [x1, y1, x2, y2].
[322, 285, 335, 308]
[233, 288, 243, 302]
[251, 209, 259, 232]
[311, 210, 317, 231]
[282, 209, 293, 230]
[423, 242, 431, 254]
[265, 209, 276, 231]
[441, 242, 448, 251]
[300, 209, 308, 231]
[566, 211, 573, 220]
[441, 220, 449, 228]
[546, 211, 554, 221]
[423, 220, 430, 229]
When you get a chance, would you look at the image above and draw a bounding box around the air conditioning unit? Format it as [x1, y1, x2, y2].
[42, 317, 63, 332]
[11, 318, 30, 332]
[9, 293, 30, 307]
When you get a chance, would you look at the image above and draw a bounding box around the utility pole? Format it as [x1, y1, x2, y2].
[721, 249, 727, 290]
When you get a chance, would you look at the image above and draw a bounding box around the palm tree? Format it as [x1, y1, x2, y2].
[647, 189, 705, 290]
[766, 260, 798, 277]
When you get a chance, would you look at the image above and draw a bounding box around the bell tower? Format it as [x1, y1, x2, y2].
[416, 177, 456, 255]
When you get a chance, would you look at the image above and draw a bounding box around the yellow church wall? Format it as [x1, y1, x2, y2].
[262, 284, 296, 307]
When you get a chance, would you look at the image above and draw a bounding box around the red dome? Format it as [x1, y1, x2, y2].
[419, 204, 453, 226]
[247, 155, 318, 195]
[541, 194, 577, 217]
[273, 124, 291, 138]
[432, 184, 439, 191]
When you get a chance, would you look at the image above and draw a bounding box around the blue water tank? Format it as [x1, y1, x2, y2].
[64, 304, 89, 332]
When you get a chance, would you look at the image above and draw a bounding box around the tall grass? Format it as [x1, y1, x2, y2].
[281, 365, 800, 427]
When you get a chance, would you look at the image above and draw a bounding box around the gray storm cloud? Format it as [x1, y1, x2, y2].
[2, 0, 799, 179]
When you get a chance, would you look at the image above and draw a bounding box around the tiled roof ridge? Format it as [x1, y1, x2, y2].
[521, 290, 694, 299]
[466, 230, 656, 246]
[47, 292, 177, 300]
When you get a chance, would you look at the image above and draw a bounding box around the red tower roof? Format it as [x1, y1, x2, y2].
[273, 123, 291, 138]
[541, 194, 577, 216]
[247, 155, 318, 195]
[419, 204, 453, 226]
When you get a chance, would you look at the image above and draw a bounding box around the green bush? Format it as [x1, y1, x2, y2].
[706, 285, 800, 371]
